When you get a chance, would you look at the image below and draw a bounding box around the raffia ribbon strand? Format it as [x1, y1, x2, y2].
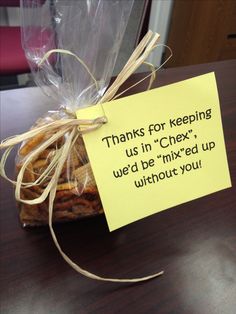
[0, 30, 172, 283]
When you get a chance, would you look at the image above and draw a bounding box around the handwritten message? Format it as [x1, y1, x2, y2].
[78, 73, 231, 231]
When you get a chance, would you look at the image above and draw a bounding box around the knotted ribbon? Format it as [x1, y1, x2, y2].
[0, 30, 172, 282]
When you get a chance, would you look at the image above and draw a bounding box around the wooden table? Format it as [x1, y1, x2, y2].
[1, 60, 236, 314]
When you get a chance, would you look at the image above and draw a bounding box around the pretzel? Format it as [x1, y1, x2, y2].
[75, 137, 88, 163]
[55, 188, 80, 200]
[53, 210, 78, 221]
[72, 200, 95, 215]
[19, 133, 45, 156]
[62, 147, 81, 171]
[47, 135, 64, 149]
[20, 204, 39, 223]
[56, 181, 78, 191]
[72, 163, 96, 189]
[19, 162, 35, 183]
[20, 187, 40, 200]
[38, 148, 56, 160]
[33, 159, 48, 169]
[31, 184, 44, 194]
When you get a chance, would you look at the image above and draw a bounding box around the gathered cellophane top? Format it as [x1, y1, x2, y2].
[18, 0, 134, 226]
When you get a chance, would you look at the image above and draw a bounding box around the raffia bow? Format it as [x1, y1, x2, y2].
[0, 31, 172, 283]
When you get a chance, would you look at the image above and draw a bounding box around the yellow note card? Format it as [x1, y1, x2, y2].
[77, 72, 231, 231]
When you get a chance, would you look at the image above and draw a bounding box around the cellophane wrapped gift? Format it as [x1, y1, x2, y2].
[18, 0, 133, 226]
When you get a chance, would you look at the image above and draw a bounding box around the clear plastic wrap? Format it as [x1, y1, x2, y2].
[18, 0, 133, 226]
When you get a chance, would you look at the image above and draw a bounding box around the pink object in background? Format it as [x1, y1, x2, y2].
[0, 26, 30, 75]
[0, 0, 47, 75]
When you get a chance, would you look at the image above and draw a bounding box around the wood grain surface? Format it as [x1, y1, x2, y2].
[165, 0, 236, 67]
[0, 60, 236, 314]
